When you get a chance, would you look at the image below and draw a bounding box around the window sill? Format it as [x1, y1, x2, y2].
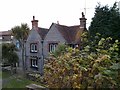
[30, 51, 38, 53]
[30, 66, 38, 71]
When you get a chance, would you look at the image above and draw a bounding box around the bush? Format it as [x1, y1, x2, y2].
[44, 33, 120, 89]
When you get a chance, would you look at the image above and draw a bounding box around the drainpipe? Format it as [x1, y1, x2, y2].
[40, 40, 44, 76]
[24, 40, 27, 70]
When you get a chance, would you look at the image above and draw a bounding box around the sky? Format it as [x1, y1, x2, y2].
[0, 0, 119, 31]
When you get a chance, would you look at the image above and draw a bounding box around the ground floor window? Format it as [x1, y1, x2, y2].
[30, 56, 38, 70]
[31, 59, 38, 67]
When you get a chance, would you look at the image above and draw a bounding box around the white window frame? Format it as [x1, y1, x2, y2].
[30, 43, 37, 52]
[31, 59, 38, 68]
[49, 43, 58, 52]
[11, 36, 14, 39]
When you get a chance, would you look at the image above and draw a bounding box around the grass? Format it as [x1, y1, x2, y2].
[3, 77, 33, 88]
[0, 71, 2, 78]
[2, 70, 44, 89]
[0, 70, 11, 79]
[2, 71, 11, 79]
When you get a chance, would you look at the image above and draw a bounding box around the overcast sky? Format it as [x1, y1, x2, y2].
[0, 0, 119, 31]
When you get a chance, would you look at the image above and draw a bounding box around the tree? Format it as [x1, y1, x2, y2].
[11, 23, 30, 75]
[43, 32, 120, 89]
[89, 2, 120, 41]
[2, 43, 18, 74]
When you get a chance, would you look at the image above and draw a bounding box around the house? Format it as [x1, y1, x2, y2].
[0, 30, 20, 48]
[25, 16, 49, 74]
[0, 30, 13, 44]
[0, 30, 22, 68]
[25, 12, 87, 74]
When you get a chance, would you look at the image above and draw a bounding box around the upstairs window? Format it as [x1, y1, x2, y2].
[30, 43, 37, 53]
[49, 43, 58, 52]
[68, 44, 79, 49]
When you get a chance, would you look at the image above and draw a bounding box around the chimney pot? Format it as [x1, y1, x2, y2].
[31, 16, 38, 30]
[79, 12, 87, 29]
[57, 21, 59, 24]
[33, 16, 35, 20]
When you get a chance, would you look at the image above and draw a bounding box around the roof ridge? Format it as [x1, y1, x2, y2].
[38, 27, 48, 30]
[55, 23, 68, 28]
[55, 23, 80, 28]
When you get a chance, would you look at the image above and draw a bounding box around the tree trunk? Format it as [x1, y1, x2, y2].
[14, 63, 17, 74]
[11, 64, 13, 75]
[22, 41, 25, 76]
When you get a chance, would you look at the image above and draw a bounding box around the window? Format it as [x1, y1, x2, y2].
[31, 58, 38, 68]
[11, 36, 13, 39]
[0, 36, 2, 40]
[16, 40, 20, 49]
[30, 43, 37, 53]
[68, 44, 79, 49]
[49, 43, 58, 52]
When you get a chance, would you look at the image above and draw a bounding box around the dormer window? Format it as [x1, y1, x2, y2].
[30, 43, 37, 53]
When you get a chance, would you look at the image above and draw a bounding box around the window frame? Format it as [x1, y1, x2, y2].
[30, 56, 38, 69]
[30, 43, 38, 53]
[49, 43, 58, 52]
[68, 44, 79, 49]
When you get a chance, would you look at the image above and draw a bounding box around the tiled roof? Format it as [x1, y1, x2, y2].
[54, 23, 84, 44]
[37, 27, 49, 40]
[0, 30, 12, 36]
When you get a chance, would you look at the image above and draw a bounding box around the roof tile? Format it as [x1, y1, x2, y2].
[54, 23, 84, 44]
[37, 27, 49, 40]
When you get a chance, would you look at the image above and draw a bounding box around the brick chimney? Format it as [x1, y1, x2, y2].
[79, 12, 87, 29]
[31, 16, 38, 30]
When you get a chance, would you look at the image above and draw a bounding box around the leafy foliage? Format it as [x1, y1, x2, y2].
[2, 43, 18, 63]
[89, 2, 120, 41]
[11, 23, 30, 75]
[11, 23, 30, 47]
[44, 32, 120, 89]
[2, 43, 18, 73]
[49, 44, 67, 58]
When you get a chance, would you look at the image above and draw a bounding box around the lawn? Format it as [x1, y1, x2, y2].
[2, 70, 11, 79]
[1, 70, 44, 89]
[3, 77, 33, 88]
[0, 71, 2, 78]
